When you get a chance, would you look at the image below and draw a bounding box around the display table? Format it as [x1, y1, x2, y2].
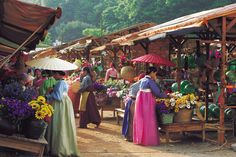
[114, 108, 125, 125]
[160, 122, 205, 143]
[100, 97, 120, 119]
[0, 134, 47, 157]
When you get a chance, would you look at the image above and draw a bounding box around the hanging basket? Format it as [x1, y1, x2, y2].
[120, 66, 135, 81]
[174, 108, 193, 123]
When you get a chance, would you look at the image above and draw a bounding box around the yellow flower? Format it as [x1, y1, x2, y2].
[48, 105, 54, 113]
[47, 110, 52, 117]
[35, 110, 45, 120]
[40, 107, 49, 115]
[31, 103, 40, 110]
[195, 96, 199, 100]
[37, 96, 46, 103]
[41, 104, 48, 109]
[189, 94, 195, 101]
[175, 108, 179, 112]
[29, 100, 37, 105]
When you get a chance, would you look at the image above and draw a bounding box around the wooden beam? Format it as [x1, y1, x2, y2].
[199, 40, 236, 44]
[208, 22, 222, 38]
[227, 13, 236, 18]
[229, 44, 236, 52]
[226, 17, 236, 32]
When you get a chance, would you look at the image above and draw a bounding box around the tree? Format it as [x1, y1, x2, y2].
[23, 0, 236, 42]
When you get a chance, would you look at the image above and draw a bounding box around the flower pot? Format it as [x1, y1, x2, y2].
[174, 108, 193, 123]
[23, 119, 48, 139]
[0, 117, 17, 135]
[161, 113, 174, 124]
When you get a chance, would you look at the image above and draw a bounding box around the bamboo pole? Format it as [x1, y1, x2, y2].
[0, 24, 44, 68]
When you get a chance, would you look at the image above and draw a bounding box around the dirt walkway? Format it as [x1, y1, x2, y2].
[77, 111, 236, 157]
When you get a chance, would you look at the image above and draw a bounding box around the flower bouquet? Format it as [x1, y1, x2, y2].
[28, 96, 54, 122]
[156, 99, 174, 124]
[3, 81, 37, 102]
[156, 93, 199, 123]
[0, 97, 34, 135]
[168, 92, 199, 112]
[23, 96, 54, 139]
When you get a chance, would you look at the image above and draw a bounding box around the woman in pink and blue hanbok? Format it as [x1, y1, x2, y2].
[133, 67, 167, 146]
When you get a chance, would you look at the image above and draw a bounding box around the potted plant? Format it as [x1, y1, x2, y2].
[168, 92, 199, 123]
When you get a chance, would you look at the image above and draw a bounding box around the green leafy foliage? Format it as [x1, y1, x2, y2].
[23, 0, 236, 42]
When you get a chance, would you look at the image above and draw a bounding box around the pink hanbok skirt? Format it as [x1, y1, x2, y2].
[133, 89, 160, 146]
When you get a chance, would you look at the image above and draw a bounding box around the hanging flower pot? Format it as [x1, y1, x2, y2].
[23, 119, 48, 139]
[0, 117, 17, 136]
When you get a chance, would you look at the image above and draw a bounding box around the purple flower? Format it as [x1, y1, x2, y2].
[0, 98, 34, 125]
[2, 81, 38, 102]
[20, 87, 38, 102]
[156, 102, 171, 114]
[93, 82, 106, 91]
[3, 82, 22, 99]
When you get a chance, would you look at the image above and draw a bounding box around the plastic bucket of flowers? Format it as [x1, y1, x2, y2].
[156, 100, 174, 125]
[23, 96, 54, 139]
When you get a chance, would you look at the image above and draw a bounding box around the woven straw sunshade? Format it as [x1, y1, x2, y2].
[26, 57, 78, 71]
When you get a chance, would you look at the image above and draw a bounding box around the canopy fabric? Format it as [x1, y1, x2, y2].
[25, 57, 78, 71]
[130, 53, 176, 67]
[112, 3, 236, 44]
[0, 0, 61, 58]
[33, 48, 58, 59]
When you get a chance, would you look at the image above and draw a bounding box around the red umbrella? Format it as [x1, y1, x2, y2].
[130, 53, 176, 67]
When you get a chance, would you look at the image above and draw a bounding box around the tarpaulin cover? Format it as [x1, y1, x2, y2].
[0, 0, 61, 58]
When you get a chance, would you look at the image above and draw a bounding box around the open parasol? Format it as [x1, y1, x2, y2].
[130, 53, 176, 67]
[25, 57, 78, 71]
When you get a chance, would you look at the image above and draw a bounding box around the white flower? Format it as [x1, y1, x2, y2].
[190, 100, 196, 105]
[171, 102, 176, 107]
[186, 104, 191, 109]
[186, 101, 190, 106]
[177, 93, 182, 97]
[170, 98, 175, 103]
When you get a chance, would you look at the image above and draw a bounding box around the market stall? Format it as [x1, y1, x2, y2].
[93, 3, 236, 145]
[0, 0, 61, 155]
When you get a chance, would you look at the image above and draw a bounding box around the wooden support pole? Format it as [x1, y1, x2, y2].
[205, 41, 210, 122]
[218, 16, 227, 145]
[169, 36, 185, 91]
[177, 44, 182, 91]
